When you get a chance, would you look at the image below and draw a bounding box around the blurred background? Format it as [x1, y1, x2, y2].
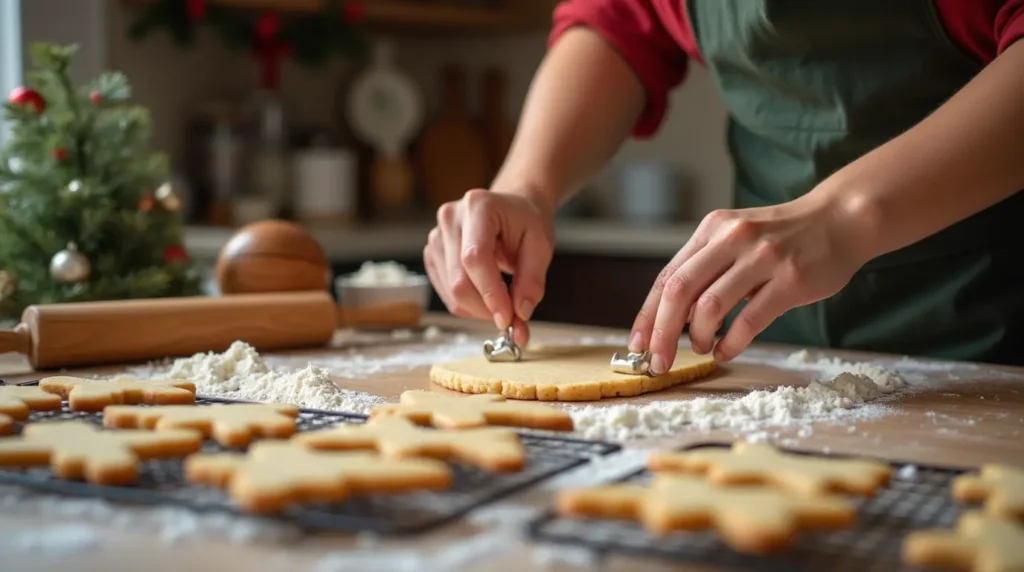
[3, 0, 734, 329]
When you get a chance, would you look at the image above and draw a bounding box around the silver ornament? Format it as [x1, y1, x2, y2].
[49, 242, 91, 283]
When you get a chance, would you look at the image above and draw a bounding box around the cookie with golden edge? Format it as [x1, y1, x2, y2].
[430, 344, 717, 401]
[295, 416, 525, 472]
[0, 414, 13, 436]
[954, 464, 1024, 520]
[40, 376, 196, 412]
[103, 403, 299, 448]
[185, 441, 453, 514]
[903, 511, 1024, 572]
[556, 473, 855, 554]
[649, 441, 893, 496]
[0, 386, 63, 420]
[0, 420, 202, 485]
[371, 390, 573, 431]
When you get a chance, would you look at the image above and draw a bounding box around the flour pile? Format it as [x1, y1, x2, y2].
[568, 352, 909, 442]
[126, 341, 385, 414]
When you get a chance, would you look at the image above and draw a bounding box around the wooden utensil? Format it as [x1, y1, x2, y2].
[0, 291, 422, 371]
[417, 64, 489, 209]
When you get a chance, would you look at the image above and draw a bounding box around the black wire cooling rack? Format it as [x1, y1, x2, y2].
[0, 379, 620, 535]
[524, 442, 968, 572]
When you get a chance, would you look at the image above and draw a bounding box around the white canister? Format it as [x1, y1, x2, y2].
[618, 161, 682, 224]
[293, 147, 358, 224]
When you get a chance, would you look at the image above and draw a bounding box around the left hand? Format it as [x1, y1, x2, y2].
[629, 194, 873, 373]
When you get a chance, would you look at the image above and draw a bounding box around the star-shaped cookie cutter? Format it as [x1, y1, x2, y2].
[610, 350, 653, 376]
[483, 326, 522, 362]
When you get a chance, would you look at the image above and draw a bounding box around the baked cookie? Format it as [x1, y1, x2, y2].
[185, 441, 452, 514]
[40, 376, 196, 412]
[0, 414, 13, 435]
[0, 420, 202, 485]
[903, 511, 1024, 572]
[295, 416, 525, 472]
[0, 386, 63, 420]
[104, 403, 299, 448]
[430, 345, 717, 401]
[954, 464, 1024, 520]
[371, 390, 573, 431]
[556, 473, 855, 554]
[649, 441, 892, 496]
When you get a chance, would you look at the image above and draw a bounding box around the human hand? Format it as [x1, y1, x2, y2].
[424, 188, 556, 346]
[630, 195, 873, 373]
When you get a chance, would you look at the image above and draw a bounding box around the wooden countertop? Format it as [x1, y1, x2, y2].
[1, 315, 1022, 571]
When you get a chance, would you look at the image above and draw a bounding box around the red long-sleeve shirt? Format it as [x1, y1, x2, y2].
[550, 0, 1024, 138]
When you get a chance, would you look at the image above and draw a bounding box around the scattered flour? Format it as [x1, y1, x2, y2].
[125, 341, 386, 414]
[5, 524, 101, 556]
[567, 352, 910, 443]
[897, 465, 919, 481]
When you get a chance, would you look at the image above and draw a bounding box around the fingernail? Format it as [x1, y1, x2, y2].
[493, 312, 508, 330]
[628, 332, 643, 353]
[517, 299, 535, 321]
[650, 354, 667, 376]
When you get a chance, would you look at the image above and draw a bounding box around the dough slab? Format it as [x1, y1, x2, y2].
[429, 345, 717, 402]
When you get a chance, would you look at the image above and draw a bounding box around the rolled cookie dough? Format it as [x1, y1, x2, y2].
[430, 345, 717, 401]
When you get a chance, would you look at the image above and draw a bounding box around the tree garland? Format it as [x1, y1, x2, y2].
[126, 0, 369, 71]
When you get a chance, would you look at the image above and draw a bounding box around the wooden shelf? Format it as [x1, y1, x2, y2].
[172, 0, 540, 31]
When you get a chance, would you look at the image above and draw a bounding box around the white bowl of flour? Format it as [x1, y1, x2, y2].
[335, 260, 431, 310]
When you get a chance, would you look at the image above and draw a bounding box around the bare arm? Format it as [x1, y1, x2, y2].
[820, 40, 1024, 262]
[491, 28, 648, 215]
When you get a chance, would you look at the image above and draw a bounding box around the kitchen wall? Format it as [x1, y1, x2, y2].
[102, 1, 734, 220]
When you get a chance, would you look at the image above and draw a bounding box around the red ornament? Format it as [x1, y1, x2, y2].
[186, 0, 207, 21]
[9, 87, 45, 114]
[342, 2, 365, 23]
[53, 147, 69, 161]
[163, 244, 188, 263]
[89, 91, 102, 105]
[256, 12, 281, 41]
[139, 194, 155, 212]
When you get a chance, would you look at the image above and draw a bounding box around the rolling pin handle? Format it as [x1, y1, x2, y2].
[0, 323, 31, 357]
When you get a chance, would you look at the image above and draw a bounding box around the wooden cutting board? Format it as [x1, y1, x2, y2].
[417, 64, 490, 208]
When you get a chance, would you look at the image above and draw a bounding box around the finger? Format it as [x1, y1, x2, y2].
[439, 206, 489, 320]
[688, 259, 770, 355]
[712, 280, 792, 362]
[510, 316, 531, 347]
[460, 192, 514, 329]
[510, 228, 553, 323]
[648, 248, 732, 375]
[629, 234, 709, 353]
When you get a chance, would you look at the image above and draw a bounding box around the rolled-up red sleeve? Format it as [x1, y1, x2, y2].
[548, 0, 689, 138]
[994, 0, 1024, 53]
[936, 0, 1024, 64]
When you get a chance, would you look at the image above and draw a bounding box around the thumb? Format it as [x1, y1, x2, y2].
[510, 227, 553, 322]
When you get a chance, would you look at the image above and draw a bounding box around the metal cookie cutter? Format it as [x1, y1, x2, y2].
[610, 350, 653, 376]
[483, 325, 522, 362]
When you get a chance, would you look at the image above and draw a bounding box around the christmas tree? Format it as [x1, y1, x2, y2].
[0, 43, 201, 320]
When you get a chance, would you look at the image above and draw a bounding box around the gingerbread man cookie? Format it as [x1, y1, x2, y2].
[40, 376, 196, 412]
[557, 473, 855, 554]
[0, 414, 13, 435]
[0, 386, 63, 420]
[649, 441, 892, 496]
[954, 464, 1024, 520]
[295, 416, 526, 472]
[104, 403, 299, 448]
[371, 390, 574, 431]
[903, 511, 1024, 572]
[185, 441, 452, 514]
[0, 420, 202, 485]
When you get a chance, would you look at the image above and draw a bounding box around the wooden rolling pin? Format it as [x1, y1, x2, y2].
[0, 291, 422, 371]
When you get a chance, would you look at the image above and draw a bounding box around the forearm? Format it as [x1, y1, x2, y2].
[492, 28, 646, 215]
[815, 40, 1024, 262]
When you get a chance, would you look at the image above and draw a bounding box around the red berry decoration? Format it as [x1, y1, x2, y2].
[343, 2, 366, 23]
[89, 91, 102, 105]
[139, 195, 156, 212]
[163, 244, 188, 263]
[186, 0, 207, 21]
[256, 12, 281, 41]
[9, 87, 45, 114]
[52, 147, 69, 161]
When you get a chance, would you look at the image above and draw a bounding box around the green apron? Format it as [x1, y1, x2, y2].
[689, 0, 1024, 364]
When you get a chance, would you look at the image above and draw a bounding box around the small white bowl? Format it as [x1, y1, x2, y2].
[334, 273, 432, 310]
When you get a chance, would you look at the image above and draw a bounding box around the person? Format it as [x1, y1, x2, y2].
[423, 1, 1024, 372]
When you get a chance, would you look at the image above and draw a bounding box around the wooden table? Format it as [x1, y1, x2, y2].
[0, 315, 1022, 572]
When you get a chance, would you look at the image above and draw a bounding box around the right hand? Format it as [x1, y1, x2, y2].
[424, 188, 556, 346]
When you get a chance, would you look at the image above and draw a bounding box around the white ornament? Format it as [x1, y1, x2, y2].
[67, 180, 82, 194]
[346, 38, 424, 157]
[49, 242, 91, 283]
